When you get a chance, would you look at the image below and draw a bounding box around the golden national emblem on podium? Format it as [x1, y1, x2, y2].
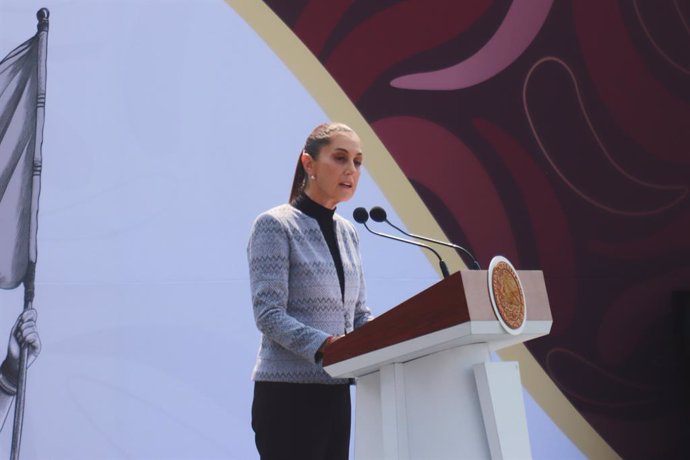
[489, 256, 527, 335]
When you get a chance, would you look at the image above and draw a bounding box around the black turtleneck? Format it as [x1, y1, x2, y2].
[292, 193, 345, 301]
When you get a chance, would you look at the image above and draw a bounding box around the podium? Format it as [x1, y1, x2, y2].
[323, 270, 552, 460]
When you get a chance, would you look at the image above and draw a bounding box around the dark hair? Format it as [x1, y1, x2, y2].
[289, 122, 354, 202]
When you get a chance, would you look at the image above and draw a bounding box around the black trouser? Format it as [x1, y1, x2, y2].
[252, 381, 351, 460]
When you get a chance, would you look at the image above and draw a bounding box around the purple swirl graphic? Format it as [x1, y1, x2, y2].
[391, 0, 553, 90]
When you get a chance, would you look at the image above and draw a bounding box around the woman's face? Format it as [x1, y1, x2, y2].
[303, 131, 363, 209]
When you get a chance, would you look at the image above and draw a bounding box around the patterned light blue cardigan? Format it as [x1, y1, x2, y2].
[248, 204, 372, 384]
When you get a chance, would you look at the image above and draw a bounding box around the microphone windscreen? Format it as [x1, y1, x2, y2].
[369, 206, 387, 222]
[353, 207, 369, 223]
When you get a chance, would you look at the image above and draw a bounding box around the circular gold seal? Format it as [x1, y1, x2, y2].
[488, 256, 526, 335]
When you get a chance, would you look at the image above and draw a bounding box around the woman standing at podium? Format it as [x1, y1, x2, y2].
[247, 122, 372, 460]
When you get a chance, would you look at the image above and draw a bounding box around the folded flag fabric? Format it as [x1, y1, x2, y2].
[0, 36, 39, 290]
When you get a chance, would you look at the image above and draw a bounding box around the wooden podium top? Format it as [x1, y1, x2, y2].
[323, 270, 551, 371]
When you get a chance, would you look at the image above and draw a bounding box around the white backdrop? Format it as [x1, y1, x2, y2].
[0, 1, 583, 458]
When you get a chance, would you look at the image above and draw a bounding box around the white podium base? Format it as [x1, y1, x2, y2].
[353, 343, 531, 460]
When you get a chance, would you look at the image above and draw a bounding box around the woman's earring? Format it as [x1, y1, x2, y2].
[310, 175, 316, 180]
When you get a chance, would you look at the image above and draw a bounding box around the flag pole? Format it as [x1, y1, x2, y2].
[11, 8, 49, 460]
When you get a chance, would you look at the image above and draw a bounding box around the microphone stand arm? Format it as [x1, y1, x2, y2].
[363, 222, 450, 278]
[384, 219, 481, 270]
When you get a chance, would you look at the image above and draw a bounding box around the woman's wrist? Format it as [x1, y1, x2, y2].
[319, 335, 338, 352]
[315, 335, 341, 363]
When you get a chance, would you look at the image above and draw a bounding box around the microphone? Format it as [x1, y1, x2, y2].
[353, 207, 450, 278]
[369, 206, 481, 270]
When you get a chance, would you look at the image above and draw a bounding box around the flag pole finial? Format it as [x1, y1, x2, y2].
[37, 8, 49, 31]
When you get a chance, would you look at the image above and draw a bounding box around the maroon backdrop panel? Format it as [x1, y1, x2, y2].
[264, 1, 690, 458]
